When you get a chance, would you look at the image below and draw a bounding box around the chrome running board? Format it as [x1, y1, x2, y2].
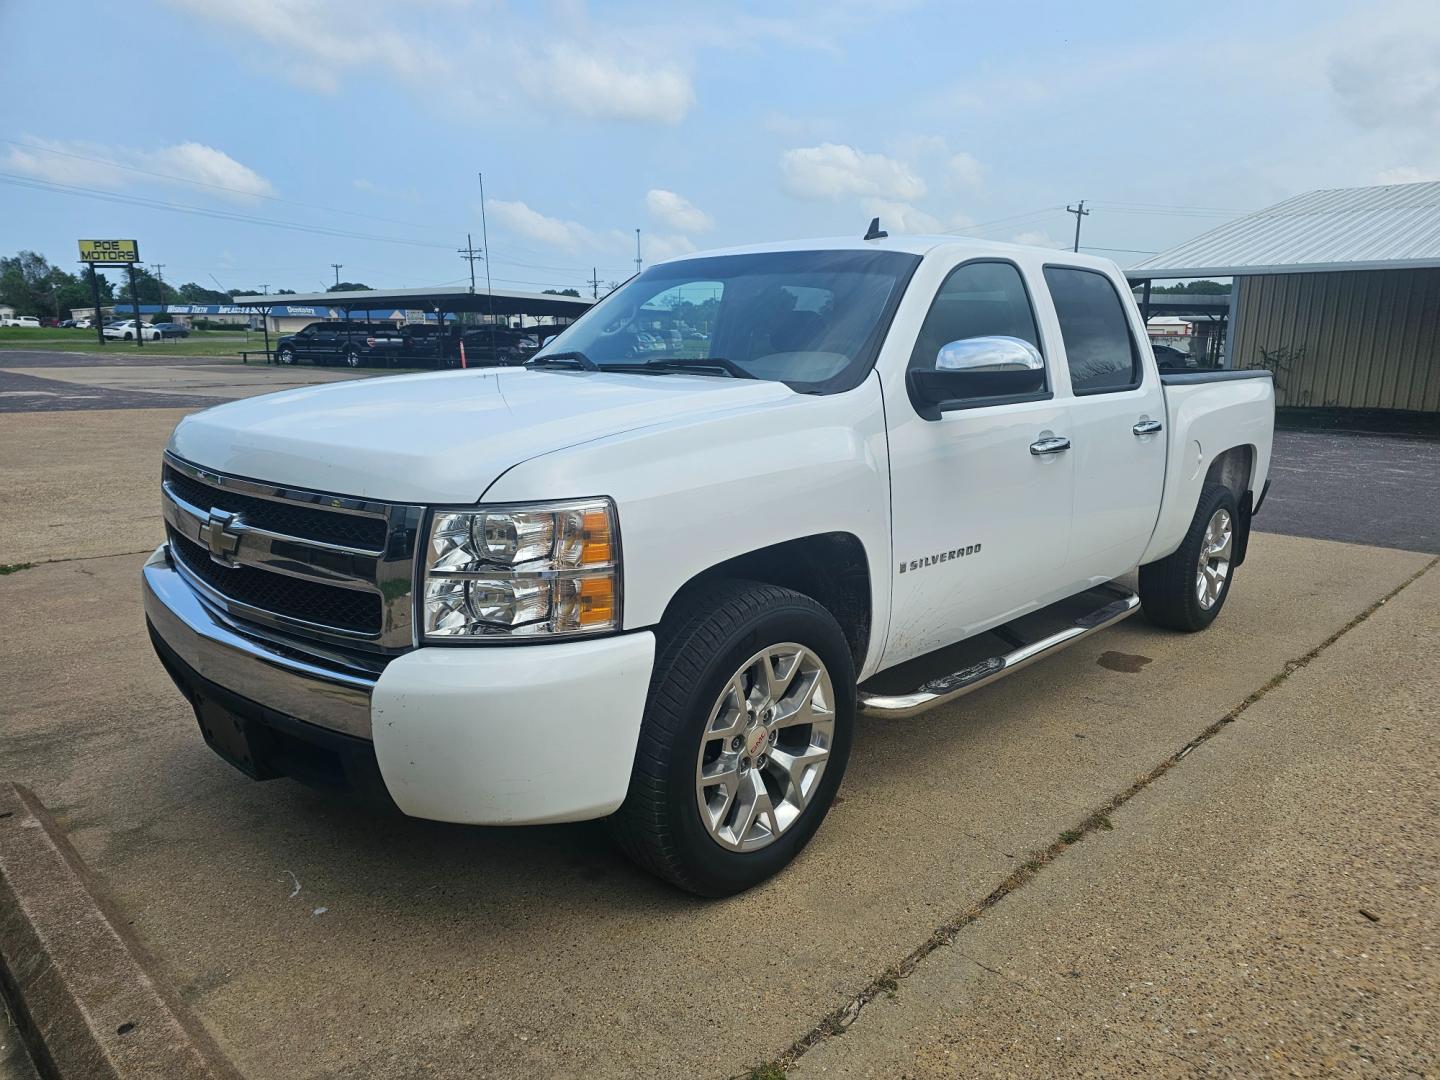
[858, 583, 1141, 720]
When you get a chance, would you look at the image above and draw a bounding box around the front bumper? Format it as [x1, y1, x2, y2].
[142, 546, 656, 825]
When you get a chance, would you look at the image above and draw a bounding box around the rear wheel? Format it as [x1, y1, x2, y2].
[344, 349, 363, 369]
[1139, 482, 1238, 632]
[609, 581, 854, 896]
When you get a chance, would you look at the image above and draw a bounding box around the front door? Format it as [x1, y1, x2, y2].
[883, 258, 1076, 667]
[1041, 265, 1166, 584]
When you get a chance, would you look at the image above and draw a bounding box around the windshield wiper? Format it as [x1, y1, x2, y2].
[527, 350, 598, 371]
[604, 356, 757, 380]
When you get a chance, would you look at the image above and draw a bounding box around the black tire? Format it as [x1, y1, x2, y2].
[608, 580, 855, 896]
[344, 349, 363, 369]
[1139, 482, 1239, 632]
[277, 348, 296, 365]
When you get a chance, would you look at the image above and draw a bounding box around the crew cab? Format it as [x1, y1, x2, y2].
[143, 233, 1274, 895]
[2, 315, 42, 328]
[275, 320, 404, 368]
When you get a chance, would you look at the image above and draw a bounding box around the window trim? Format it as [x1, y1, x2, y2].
[905, 257, 1053, 419]
[1041, 263, 1144, 397]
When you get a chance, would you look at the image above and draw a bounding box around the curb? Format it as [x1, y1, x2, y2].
[0, 783, 240, 1079]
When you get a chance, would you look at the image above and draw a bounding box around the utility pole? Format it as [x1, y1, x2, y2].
[150, 263, 166, 319]
[478, 172, 496, 338]
[1066, 200, 1090, 253]
[458, 234, 482, 294]
[259, 284, 269, 295]
[330, 263, 344, 287]
[634, 229, 642, 274]
[588, 267, 601, 299]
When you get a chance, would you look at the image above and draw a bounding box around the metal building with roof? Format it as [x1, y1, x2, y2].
[1128, 181, 1440, 415]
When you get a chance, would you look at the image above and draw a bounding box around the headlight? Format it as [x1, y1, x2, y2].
[421, 498, 620, 640]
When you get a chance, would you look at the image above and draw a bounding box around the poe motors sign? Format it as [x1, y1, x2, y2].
[77, 238, 146, 346]
[78, 239, 140, 264]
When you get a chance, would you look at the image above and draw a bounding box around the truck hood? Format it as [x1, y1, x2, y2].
[168, 367, 796, 503]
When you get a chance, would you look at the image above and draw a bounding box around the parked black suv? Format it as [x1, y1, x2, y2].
[275, 321, 404, 368]
[395, 324, 461, 366]
[458, 327, 538, 367]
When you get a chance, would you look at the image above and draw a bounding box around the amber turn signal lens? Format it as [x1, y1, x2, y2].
[576, 575, 616, 626]
[579, 508, 613, 566]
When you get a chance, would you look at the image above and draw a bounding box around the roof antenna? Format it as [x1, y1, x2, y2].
[863, 216, 887, 241]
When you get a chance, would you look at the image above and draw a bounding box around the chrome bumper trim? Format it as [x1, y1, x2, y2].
[143, 546, 377, 739]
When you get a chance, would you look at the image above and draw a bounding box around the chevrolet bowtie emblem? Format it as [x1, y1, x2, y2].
[203, 508, 244, 565]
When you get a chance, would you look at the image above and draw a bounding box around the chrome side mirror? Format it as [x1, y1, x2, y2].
[910, 335, 1047, 420]
[935, 335, 1044, 373]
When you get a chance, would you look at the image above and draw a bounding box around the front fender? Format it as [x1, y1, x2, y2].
[481, 374, 894, 678]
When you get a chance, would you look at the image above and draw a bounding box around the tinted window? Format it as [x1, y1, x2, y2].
[1043, 266, 1139, 393]
[908, 260, 1042, 375]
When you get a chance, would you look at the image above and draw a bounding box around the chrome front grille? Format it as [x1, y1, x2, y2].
[161, 452, 425, 651]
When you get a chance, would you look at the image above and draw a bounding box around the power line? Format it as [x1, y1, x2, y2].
[0, 172, 457, 250]
[0, 136, 448, 233]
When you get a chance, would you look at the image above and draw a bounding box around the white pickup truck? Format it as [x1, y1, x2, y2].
[143, 232, 1274, 895]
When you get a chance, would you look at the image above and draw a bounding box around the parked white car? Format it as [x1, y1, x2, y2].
[1, 315, 41, 328]
[143, 232, 1275, 894]
[103, 319, 161, 341]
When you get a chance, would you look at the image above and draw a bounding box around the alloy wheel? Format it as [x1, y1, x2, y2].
[695, 643, 835, 852]
[1196, 507, 1233, 610]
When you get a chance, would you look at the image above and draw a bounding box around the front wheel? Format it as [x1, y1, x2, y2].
[608, 581, 854, 896]
[344, 349, 363, 368]
[1139, 482, 1239, 632]
[277, 348, 296, 365]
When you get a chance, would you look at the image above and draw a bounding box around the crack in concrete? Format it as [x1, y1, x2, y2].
[748, 554, 1440, 1079]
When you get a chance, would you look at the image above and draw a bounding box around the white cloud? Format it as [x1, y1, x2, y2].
[643, 233, 698, 263]
[780, 143, 926, 201]
[4, 137, 273, 199]
[863, 199, 941, 234]
[161, 0, 434, 95]
[488, 200, 597, 252]
[1328, 31, 1440, 135]
[946, 152, 984, 191]
[646, 189, 713, 232]
[518, 43, 693, 124]
[1012, 230, 1065, 248]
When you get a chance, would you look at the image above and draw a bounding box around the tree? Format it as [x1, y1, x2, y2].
[0, 250, 56, 314]
[178, 283, 231, 305]
[1150, 280, 1231, 295]
[543, 287, 582, 297]
[327, 281, 370, 292]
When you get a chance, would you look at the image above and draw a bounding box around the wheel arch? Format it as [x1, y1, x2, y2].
[1204, 443, 1257, 504]
[656, 531, 874, 674]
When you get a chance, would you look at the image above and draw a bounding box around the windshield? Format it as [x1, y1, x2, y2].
[532, 249, 919, 393]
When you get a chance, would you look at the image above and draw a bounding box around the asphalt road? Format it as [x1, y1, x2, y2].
[0, 348, 238, 368]
[1260, 429, 1440, 553]
[0, 368, 226, 411]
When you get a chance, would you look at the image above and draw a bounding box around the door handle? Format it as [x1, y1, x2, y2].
[1030, 435, 1071, 456]
[1133, 419, 1163, 436]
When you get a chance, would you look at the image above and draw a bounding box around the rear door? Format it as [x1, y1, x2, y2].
[1042, 265, 1166, 585]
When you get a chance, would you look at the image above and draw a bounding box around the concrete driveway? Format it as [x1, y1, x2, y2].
[0, 382, 1436, 1078]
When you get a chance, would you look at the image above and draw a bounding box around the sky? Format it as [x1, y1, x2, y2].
[2, 0, 1438, 296]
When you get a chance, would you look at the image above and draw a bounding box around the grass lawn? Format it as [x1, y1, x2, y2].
[0, 327, 261, 357]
